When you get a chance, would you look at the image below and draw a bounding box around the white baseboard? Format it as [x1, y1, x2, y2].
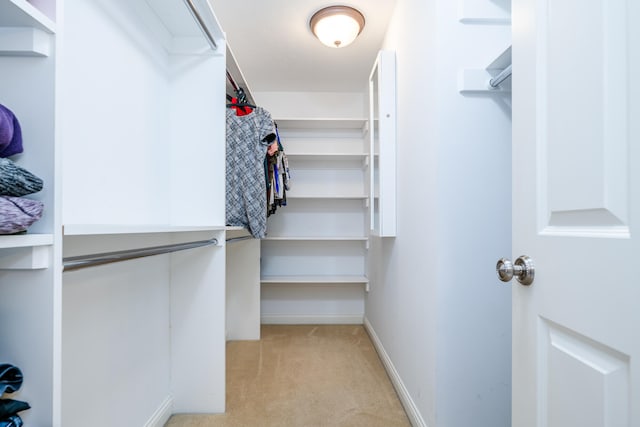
[364, 317, 428, 427]
[261, 313, 364, 325]
[144, 395, 173, 427]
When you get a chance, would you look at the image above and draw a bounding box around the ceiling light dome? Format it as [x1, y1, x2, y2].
[310, 6, 365, 49]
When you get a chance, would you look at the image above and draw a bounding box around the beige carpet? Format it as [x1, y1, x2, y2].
[165, 325, 411, 427]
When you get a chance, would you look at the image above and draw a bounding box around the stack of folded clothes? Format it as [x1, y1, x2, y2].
[0, 103, 44, 234]
[0, 364, 30, 427]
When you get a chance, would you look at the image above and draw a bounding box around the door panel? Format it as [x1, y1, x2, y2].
[541, 0, 629, 235]
[540, 319, 630, 427]
[512, 0, 639, 425]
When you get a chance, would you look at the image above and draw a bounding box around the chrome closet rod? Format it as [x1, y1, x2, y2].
[183, 0, 218, 50]
[63, 238, 219, 272]
[226, 70, 239, 92]
[226, 236, 254, 244]
[489, 64, 512, 88]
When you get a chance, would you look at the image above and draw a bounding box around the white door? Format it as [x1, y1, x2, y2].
[510, 0, 640, 426]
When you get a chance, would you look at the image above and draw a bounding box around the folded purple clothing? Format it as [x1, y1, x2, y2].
[0, 104, 23, 158]
[0, 196, 43, 234]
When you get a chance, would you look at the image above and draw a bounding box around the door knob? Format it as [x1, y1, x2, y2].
[496, 255, 535, 286]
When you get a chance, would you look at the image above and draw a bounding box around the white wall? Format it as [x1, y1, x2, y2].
[62, 235, 172, 427]
[254, 91, 365, 119]
[365, 1, 512, 426]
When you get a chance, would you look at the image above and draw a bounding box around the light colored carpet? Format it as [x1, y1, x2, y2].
[165, 324, 411, 427]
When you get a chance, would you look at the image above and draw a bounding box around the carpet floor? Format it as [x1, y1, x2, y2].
[165, 324, 411, 427]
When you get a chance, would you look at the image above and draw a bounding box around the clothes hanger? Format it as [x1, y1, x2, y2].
[226, 88, 256, 109]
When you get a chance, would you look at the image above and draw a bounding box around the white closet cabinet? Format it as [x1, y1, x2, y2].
[1, 0, 230, 425]
[0, 1, 59, 426]
[260, 118, 369, 323]
[369, 50, 397, 237]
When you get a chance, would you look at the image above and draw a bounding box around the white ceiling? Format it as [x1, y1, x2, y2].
[209, 0, 396, 94]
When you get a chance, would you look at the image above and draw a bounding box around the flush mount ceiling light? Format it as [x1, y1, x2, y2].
[310, 5, 365, 48]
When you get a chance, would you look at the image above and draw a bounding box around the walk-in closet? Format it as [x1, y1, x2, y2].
[0, 0, 511, 425]
[4, 0, 635, 425]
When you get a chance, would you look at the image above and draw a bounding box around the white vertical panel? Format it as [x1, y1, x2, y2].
[62, 255, 172, 427]
[541, 0, 629, 234]
[61, 0, 171, 226]
[169, 54, 226, 226]
[226, 237, 260, 340]
[539, 321, 630, 427]
[513, 0, 640, 424]
[170, 238, 225, 412]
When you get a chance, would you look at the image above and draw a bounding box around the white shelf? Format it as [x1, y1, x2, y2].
[287, 194, 368, 200]
[262, 115, 370, 297]
[260, 275, 369, 284]
[0, 0, 55, 56]
[0, 27, 52, 56]
[0, 0, 56, 33]
[458, 0, 511, 25]
[263, 236, 368, 242]
[0, 234, 52, 270]
[0, 233, 54, 249]
[276, 118, 367, 130]
[286, 152, 367, 158]
[63, 224, 226, 236]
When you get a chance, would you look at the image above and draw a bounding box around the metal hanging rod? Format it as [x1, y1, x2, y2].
[63, 238, 219, 272]
[183, 0, 218, 50]
[226, 235, 254, 244]
[489, 64, 512, 88]
[182, 0, 247, 98]
[226, 71, 239, 92]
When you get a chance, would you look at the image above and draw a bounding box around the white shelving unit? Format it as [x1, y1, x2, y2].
[261, 118, 370, 302]
[369, 50, 397, 237]
[0, 1, 59, 425]
[1, 0, 231, 425]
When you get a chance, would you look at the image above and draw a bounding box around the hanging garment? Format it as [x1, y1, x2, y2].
[228, 97, 253, 116]
[226, 107, 276, 238]
[266, 148, 289, 217]
[274, 124, 291, 191]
